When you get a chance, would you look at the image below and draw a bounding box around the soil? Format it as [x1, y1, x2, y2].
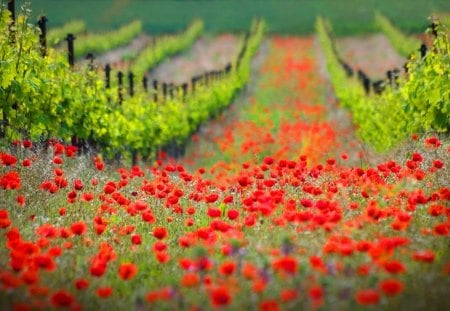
[94, 33, 153, 66]
[146, 34, 240, 84]
[336, 33, 406, 80]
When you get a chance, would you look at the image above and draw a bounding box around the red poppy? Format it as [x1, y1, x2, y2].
[96, 287, 113, 298]
[1, 171, 21, 190]
[260, 300, 280, 311]
[207, 207, 222, 218]
[180, 272, 200, 287]
[70, 221, 87, 235]
[412, 250, 435, 263]
[308, 285, 323, 301]
[383, 260, 406, 274]
[379, 279, 404, 296]
[1, 153, 17, 166]
[280, 288, 298, 301]
[131, 234, 142, 245]
[50, 290, 74, 307]
[210, 286, 232, 307]
[272, 256, 298, 274]
[153, 227, 168, 240]
[118, 262, 138, 280]
[219, 261, 236, 276]
[355, 289, 380, 305]
[227, 209, 239, 220]
[73, 179, 83, 190]
[74, 279, 89, 290]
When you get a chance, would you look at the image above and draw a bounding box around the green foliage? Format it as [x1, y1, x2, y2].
[316, 17, 449, 152]
[74, 20, 142, 58]
[0, 6, 265, 161]
[47, 19, 86, 46]
[130, 20, 203, 78]
[374, 11, 422, 57]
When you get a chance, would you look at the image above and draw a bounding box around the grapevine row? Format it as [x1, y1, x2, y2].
[0, 6, 264, 163]
[374, 11, 424, 57]
[47, 19, 86, 46]
[74, 20, 142, 59]
[316, 17, 449, 151]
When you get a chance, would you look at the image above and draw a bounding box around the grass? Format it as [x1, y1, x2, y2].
[13, 0, 450, 35]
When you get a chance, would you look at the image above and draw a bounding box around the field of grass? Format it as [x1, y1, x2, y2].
[15, 0, 450, 35]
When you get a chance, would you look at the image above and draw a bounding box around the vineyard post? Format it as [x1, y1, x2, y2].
[162, 82, 168, 101]
[169, 83, 174, 99]
[37, 16, 48, 57]
[128, 72, 134, 97]
[191, 77, 196, 94]
[182, 83, 188, 100]
[85, 53, 95, 71]
[118, 71, 124, 104]
[65, 34, 76, 68]
[143, 76, 148, 92]
[8, 0, 15, 41]
[153, 80, 158, 102]
[419, 44, 427, 58]
[225, 63, 231, 75]
[105, 64, 111, 88]
[387, 70, 393, 85]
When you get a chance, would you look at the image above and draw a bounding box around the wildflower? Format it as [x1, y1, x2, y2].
[1, 153, 17, 166]
[355, 289, 380, 305]
[219, 261, 236, 276]
[70, 221, 87, 235]
[210, 286, 232, 307]
[412, 250, 435, 263]
[180, 273, 200, 287]
[118, 262, 138, 280]
[260, 300, 280, 311]
[131, 234, 142, 245]
[153, 227, 168, 240]
[74, 279, 89, 290]
[50, 290, 74, 307]
[383, 260, 406, 274]
[96, 287, 113, 298]
[1, 171, 21, 190]
[272, 256, 298, 274]
[379, 279, 404, 296]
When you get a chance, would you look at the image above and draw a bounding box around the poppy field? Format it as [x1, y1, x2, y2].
[1, 2, 450, 311]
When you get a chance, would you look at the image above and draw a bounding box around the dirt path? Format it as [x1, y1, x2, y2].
[94, 33, 152, 66]
[336, 33, 406, 80]
[146, 34, 239, 84]
[178, 36, 373, 183]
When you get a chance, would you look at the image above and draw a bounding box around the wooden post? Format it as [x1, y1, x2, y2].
[118, 71, 124, 104]
[65, 34, 76, 68]
[225, 63, 232, 74]
[128, 72, 134, 97]
[182, 83, 188, 99]
[162, 82, 168, 101]
[37, 16, 48, 56]
[169, 83, 174, 99]
[191, 77, 196, 94]
[430, 22, 438, 37]
[142, 76, 148, 92]
[105, 64, 111, 88]
[85, 53, 95, 71]
[387, 70, 393, 85]
[8, 0, 15, 25]
[153, 80, 158, 102]
[419, 44, 427, 58]
[7, 0, 15, 42]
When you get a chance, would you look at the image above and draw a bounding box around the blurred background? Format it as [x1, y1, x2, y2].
[12, 0, 450, 35]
